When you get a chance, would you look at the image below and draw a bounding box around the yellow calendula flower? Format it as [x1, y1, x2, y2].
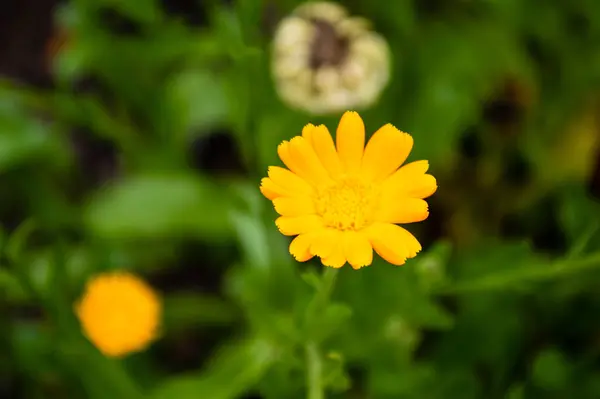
[260, 111, 437, 269]
[75, 271, 161, 357]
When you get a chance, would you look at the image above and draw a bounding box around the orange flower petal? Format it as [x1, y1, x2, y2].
[275, 215, 323, 236]
[343, 230, 373, 269]
[406, 175, 437, 198]
[268, 166, 313, 196]
[321, 239, 346, 268]
[273, 196, 316, 216]
[302, 123, 316, 142]
[288, 136, 332, 186]
[310, 228, 341, 259]
[260, 177, 289, 200]
[396, 160, 429, 175]
[376, 197, 429, 224]
[382, 160, 437, 199]
[336, 111, 365, 173]
[289, 233, 316, 262]
[311, 125, 343, 179]
[361, 124, 413, 181]
[364, 223, 422, 265]
[277, 140, 294, 170]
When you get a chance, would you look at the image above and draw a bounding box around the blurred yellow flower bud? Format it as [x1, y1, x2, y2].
[75, 271, 161, 357]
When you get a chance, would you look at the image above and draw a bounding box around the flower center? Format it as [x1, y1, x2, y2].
[309, 19, 349, 69]
[315, 177, 379, 231]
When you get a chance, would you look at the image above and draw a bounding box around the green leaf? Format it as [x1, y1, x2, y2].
[308, 303, 353, 343]
[4, 219, 36, 264]
[24, 250, 54, 299]
[0, 105, 57, 171]
[229, 181, 282, 268]
[0, 269, 28, 302]
[164, 70, 229, 140]
[301, 270, 321, 290]
[230, 210, 271, 268]
[212, 7, 247, 58]
[151, 338, 276, 399]
[322, 351, 351, 393]
[85, 174, 233, 240]
[63, 245, 95, 291]
[441, 250, 600, 294]
[559, 185, 600, 257]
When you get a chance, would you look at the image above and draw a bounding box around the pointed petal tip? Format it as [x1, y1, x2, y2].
[289, 135, 305, 145]
[322, 261, 346, 269]
[290, 250, 314, 262]
[259, 179, 275, 200]
[292, 255, 313, 263]
[340, 110, 363, 122]
[267, 165, 282, 178]
[349, 262, 371, 270]
[274, 216, 287, 235]
[337, 111, 366, 172]
[272, 198, 284, 215]
[302, 124, 316, 141]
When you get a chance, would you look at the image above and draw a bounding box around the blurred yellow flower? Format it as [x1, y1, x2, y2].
[271, 2, 391, 115]
[260, 111, 436, 269]
[75, 271, 161, 357]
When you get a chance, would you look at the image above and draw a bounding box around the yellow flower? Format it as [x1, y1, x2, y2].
[260, 111, 437, 269]
[75, 272, 161, 357]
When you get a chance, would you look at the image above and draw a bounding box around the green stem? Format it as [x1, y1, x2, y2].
[306, 341, 323, 399]
[306, 267, 338, 317]
[438, 252, 600, 294]
[304, 267, 338, 399]
[567, 222, 599, 259]
[319, 266, 338, 298]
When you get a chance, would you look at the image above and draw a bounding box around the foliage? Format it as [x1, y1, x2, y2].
[2, 0, 600, 398]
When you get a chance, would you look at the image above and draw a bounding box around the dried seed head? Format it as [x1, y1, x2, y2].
[272, 2, 391, 115]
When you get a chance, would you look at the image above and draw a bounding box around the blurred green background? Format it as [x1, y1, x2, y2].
[2, 0, 600, 398]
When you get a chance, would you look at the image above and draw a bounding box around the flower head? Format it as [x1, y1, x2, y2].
[75, 271, 161, 357]
[260, 111, 437, 269]
[271, 2, 391, 115]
